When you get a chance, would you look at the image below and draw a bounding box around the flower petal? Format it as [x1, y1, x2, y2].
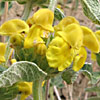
[54, 16, 79, 32]
[24, 25, 44, 48]
[73, 47, 87, 71]
[57, 24, 83, 49]
[46, 36, 74, 71]
[81, 26, 99, 53]
[18, 82, 32, 100]
[0, 19, 29, 36]
[33, 9, 54, 32]
[0, 42, 6, 63]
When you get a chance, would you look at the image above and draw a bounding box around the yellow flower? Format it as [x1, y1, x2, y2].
[0, 19, 29, 36]
[33, 9, 54, 32]
[18, 82, 32, 100]
[0, 43, 6, 63]
[56, 24, 83, 49]
[11, 59, 17, 64]
[24, 25, 45, 48]
[72, 47, 87, 71]
[18, 81, 45, 100]
[24, 9, 54, 49]
[81, 26, 99, 53]
[47, 16, 100, 72]
[46, 36, 74, 71]
[54, 16, 79, 32]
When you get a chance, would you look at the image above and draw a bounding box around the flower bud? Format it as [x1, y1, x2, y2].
[10, 34, 24, 46]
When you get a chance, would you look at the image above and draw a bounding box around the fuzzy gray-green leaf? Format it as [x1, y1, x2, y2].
[81, 0, 100, 24]
[0, 61, 47, 87]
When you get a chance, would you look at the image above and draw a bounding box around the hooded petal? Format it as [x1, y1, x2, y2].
[24, 25, 44, 48]
[57, 24, 83, 49]
[26, 16, 34, 27]
[46, 36, 74, 71]
[0, 42, 6, 63]
[54, 16, 79, 32]
[73, 47, 87, 71]
[33, 9, 54, 32]
[0, 19, 29, 36]
[81, 26, 99, 53]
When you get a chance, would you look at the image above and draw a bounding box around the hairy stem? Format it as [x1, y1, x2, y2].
[45, 79, 50, 100]
[48, 0, 57, 11]
[33, 79, 43, 100]
[22, 0, 33, 21]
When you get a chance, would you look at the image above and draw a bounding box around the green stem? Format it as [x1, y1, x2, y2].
[48, 0, 57, 11]
[49, 86, 54, 100]
[22, 0, 33, 21]
[33, 79, 43, 100]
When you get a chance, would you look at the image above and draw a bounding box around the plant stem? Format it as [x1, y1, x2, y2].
[45, 79, 50, 100]
[2, 1, 8, 42]
[49, 86, 54, 100]
[22, 0, 33, 21]
[54, 86, 61, 100]
[33, 79, 43, 100]
[48, 0, 57, 11]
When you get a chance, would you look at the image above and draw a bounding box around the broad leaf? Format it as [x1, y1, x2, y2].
[54, 8, 65, 20]
[81, 0, 100, 24]
[96, 53, 100, 66]
[51, 74, 64, 88]
[0, 61, 47, 87]
[82, 63, 93, 73]
[80, 63, 93, 80]
[0, 84, 19, 100]
[62, 68, 77, 84]
[80, 70, 92, 80]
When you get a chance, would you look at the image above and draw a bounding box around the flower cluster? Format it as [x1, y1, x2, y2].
[0, 8, 100, 73]
[0, 8, 100, 100]
[46, 16, 100, 71]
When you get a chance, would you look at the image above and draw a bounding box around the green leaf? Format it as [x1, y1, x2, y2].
[96, 53, 100, 66]
[17, 0, 27, 4]
[0, 66, 7, 74]
[91, 72, 100, 84]
[0, 61, 47, 87]
[62, 68, 77, 84]
[87, 97, 100, 100]
[15, 47, 36, 62]
[80, 63, 93, 80]
[54, 8, 65, 20]
[80, 0, 100, 24]
[51, 74, 64, 88]
[82, 63, 93, 73]
[85, 86, 100, 92]
[80, 70, 92, 80]
[67, 0, 73, 3]
[75, 0, 79, 10]
[0, 84, 19, 100]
